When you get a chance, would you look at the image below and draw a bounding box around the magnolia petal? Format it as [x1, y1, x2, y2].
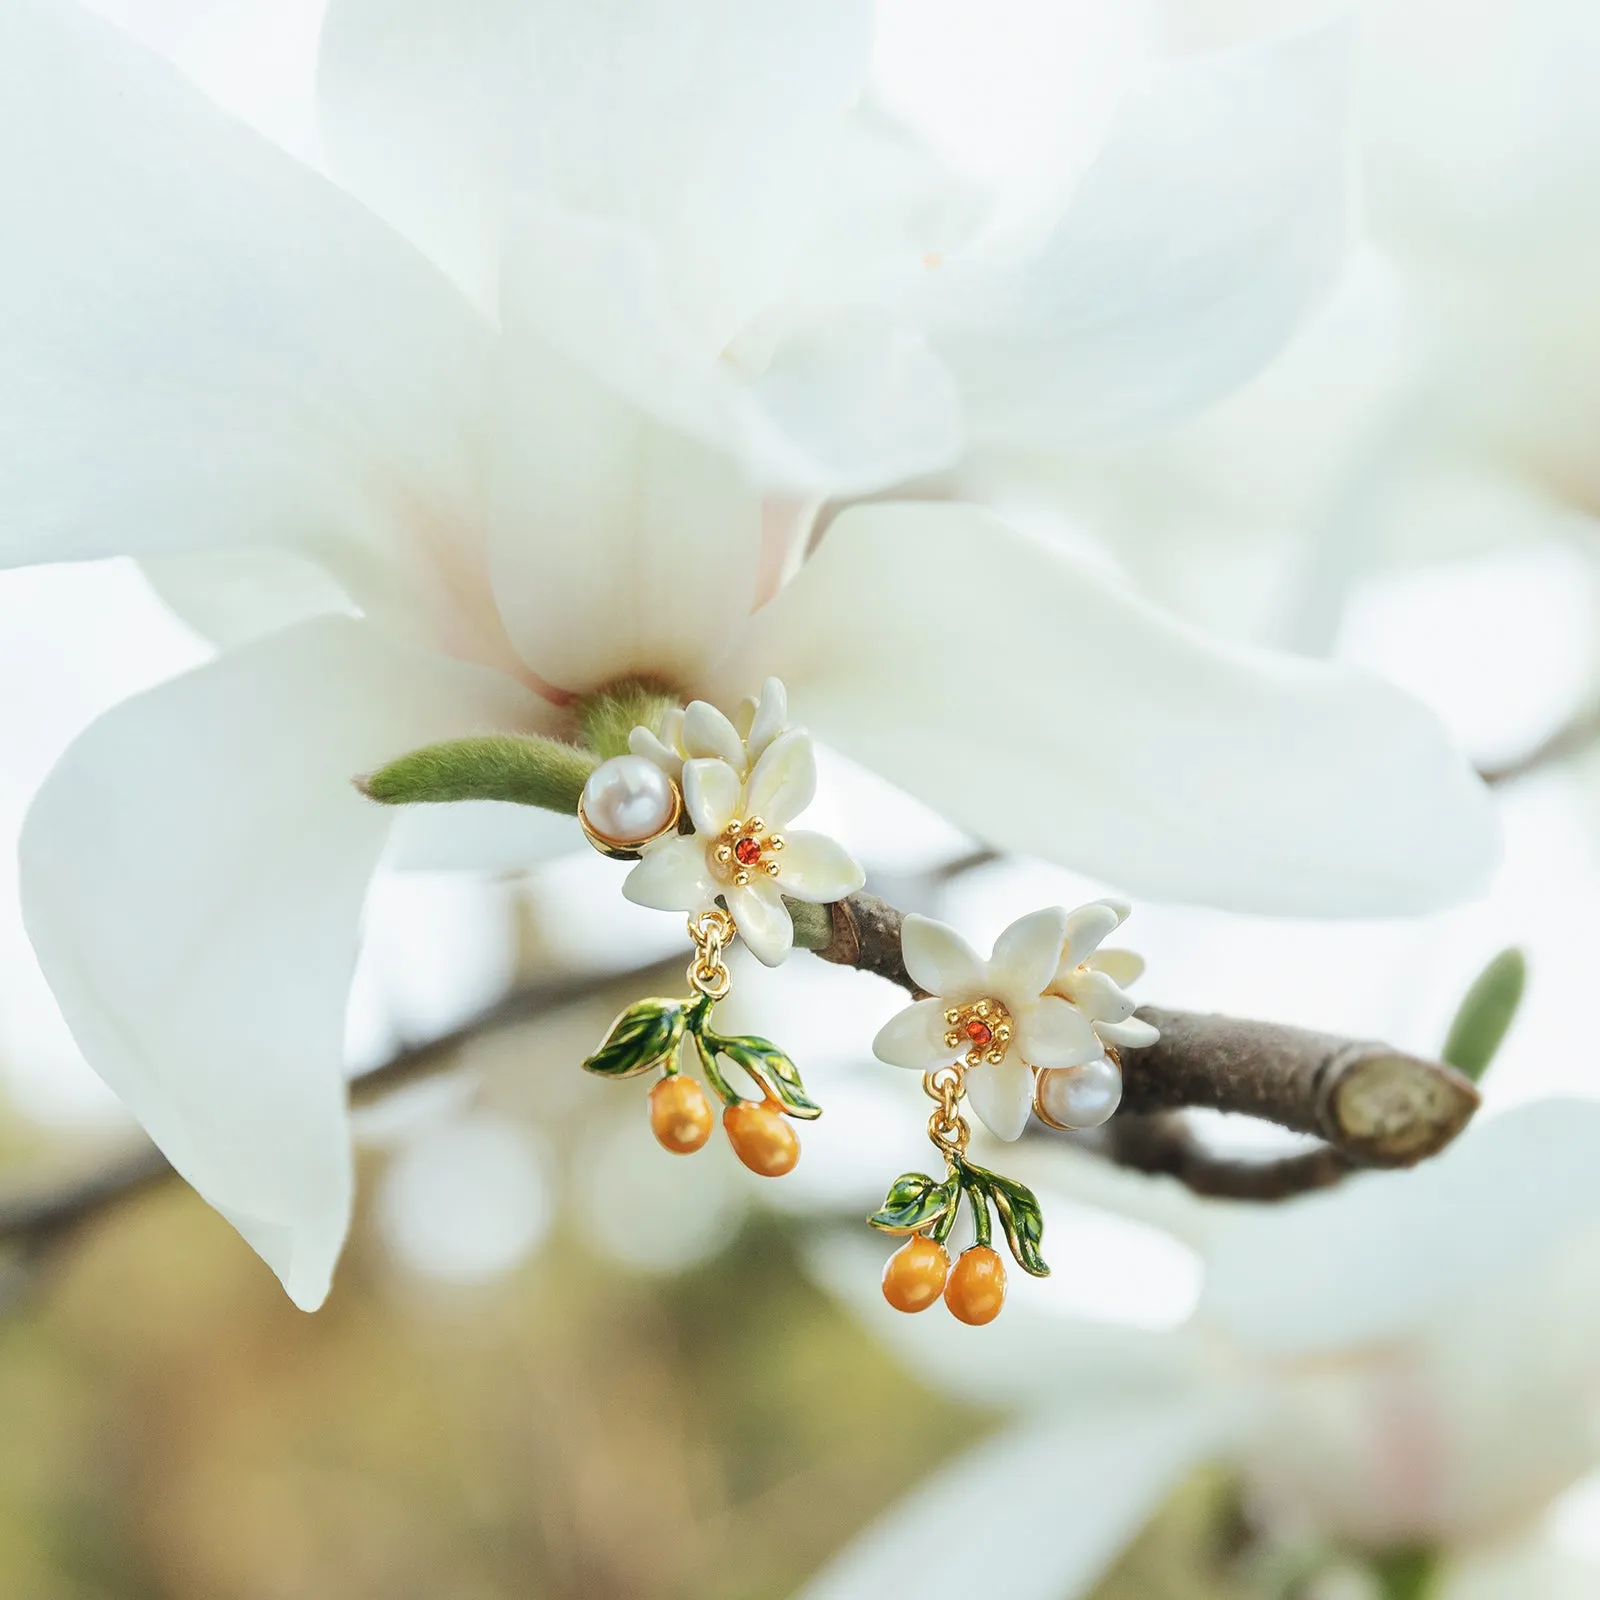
[872, 997, 958, 1072]
[621, 835, 716, 914]
[965, 1053, 1036, 1142]
[989, 906, 1070, 1001]
[627, 724, 683, 780]
[746, 677, 789, 760]
[0, 1, 513, 664]
[745, 728, 818, 829]
[1089, 947, 1145, 988]
[714, 502, 1497, 915]
[1015, 996, 1102, 1070]
[728, 880, 794, 968]
[1061, 899, 1131, 971]
[1200, 1100, 1600, 1359]
[770, 830, 864, 904]
[900, 913, 989, 1003]
[681, 700, 746, 769]
[799, 1403, 1231, 1600]
[1096, 1015, 1161, 1050]
[682, 758, 741, 837]
[18, 616, 542, 1310]
[487, 301, 765, 695]
[925, 22, 1354, 447]
[1061, 967, 1139, 1025]
[321, 0, 875, 341]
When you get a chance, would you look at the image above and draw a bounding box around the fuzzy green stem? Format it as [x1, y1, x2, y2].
[357, 734, 594, 812]
[574, 678, 683, 759]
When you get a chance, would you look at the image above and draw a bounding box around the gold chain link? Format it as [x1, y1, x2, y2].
[922, 1061, 970, 1155]
[686, 907, 736, 999]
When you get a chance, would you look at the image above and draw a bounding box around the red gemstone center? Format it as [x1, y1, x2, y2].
[965, 1019, 994, 1047]
[734, 837, 763, 866]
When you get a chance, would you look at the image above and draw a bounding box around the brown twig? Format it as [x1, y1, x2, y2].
[803, 892, 1479, 1175]
[1069, 1114, 1353, 1202]
[0, 891, 1477, 1256]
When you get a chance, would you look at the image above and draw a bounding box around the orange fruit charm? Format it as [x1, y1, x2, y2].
[723, 1099, 800, 1176]
[944, 1245, 1007, 1325]
[649, 1074, 714, 1154]
[882, 1236, 951, 1313]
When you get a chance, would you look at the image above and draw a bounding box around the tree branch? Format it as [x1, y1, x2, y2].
[0, 890, 1478, 1258]
[801, 892, 1479, 1173]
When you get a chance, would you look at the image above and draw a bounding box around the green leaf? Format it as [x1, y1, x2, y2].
[867, 1170, 961, 1235]
[574, 679, 683, 760]
[1441, 947, 1526, 1084]
[582, 998, 687, 1078]
[699, 1028, 822, 1119]
[1371, 1547, 1440, 1600]
[962, 1161, 1049, 1277]
[357, 735, 595, 813]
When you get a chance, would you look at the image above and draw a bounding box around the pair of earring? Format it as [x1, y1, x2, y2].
[577, 680, 1155, 1326]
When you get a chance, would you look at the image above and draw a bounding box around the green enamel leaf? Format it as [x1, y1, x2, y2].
[868, 1171, 961, 1235]
[357, 734, 595, 813]
[961, 1161, 1049, 1277]
[582, 998, 687, 1078]
[1441, 947, 1526, 1084]
[699, 1028, 821, 1119]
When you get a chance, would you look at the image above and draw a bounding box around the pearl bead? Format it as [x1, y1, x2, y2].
[1036, 1057, 1122, 1130]
[581, 755, 677, 846]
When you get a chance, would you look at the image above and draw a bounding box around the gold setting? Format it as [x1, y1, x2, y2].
[578, 776, 684, 861]
[942, 997, 1014, 1069]
[711, 816, 786, 887]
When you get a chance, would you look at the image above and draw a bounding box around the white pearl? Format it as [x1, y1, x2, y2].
[582, 755, 676, 845]
[1036, 1057, 1122, 1130]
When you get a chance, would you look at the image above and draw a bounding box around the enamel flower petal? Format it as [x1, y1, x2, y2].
[1014, 996, 1102, 1070]
[900, 913, 989, 1002]
[682, 757, 742, 836]
[989, 906, 1071, 1001]
[622, 835, 715, 914]
[744, 727, 818, 828]
[872, 998, 959, 1072]
[770, 832, 865, 902]
[726, 880, 795, 968]
[966, 1054, 1035, 1143]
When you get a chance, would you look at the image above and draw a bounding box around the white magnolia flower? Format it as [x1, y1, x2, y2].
[627, 677, 790, 784]
[1048, 899, 1161, 1055]
[0, 4, 1495, 1309]
[997, 0, 1600, 660]
[313, 0, 1358, 491]
[873, 908, 1107, 1141]
[623, 722, 865, 967]
[805, 1101, 1600, 1600]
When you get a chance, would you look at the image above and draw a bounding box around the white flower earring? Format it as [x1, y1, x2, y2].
[578, 679, 864, 1178]
[868, 901, 1157, 1325]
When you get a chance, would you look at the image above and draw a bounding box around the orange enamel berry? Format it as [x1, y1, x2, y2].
[723, 1099, 801, 1177]
[882, 1236, 951, 1314]
[649, 1074, 714, 1154]
[944, 1246, 1007, 1325]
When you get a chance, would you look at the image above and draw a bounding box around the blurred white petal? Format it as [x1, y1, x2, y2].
[925, 23, 1354, 446]
[19, 617, 543, 1308]
[716, 501, 1497, 915]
